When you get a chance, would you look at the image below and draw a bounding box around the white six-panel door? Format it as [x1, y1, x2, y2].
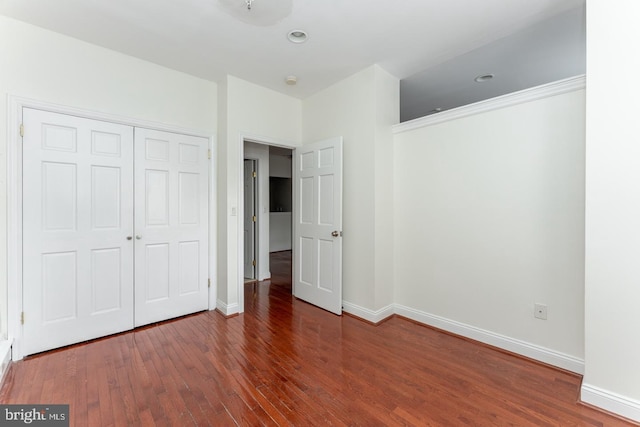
[133, 128, 209, 327]
[293, 137, 343, 315]
[22, 108, 135, 355]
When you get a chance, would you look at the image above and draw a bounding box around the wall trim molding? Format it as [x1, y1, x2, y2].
[216, 300, 239, 317]
[8, 95, 213, 137]
[0, 339, 12, 388]
[581, 383, 640, 423]
[394, 304, 585, 374]
[393, 74, 586, 134]
[342, 301, 394, 324]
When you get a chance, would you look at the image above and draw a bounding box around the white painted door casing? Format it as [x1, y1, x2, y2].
[243, 159, 256, 279]
[293, 137, 343, 315]
[22, 108, 135, 355]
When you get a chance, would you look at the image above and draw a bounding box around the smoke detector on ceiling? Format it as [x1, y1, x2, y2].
[285, 75, 297, 85]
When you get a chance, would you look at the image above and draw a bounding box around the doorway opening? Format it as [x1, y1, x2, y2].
[242, 140, 293, 306]
[239, 136, 343, 315]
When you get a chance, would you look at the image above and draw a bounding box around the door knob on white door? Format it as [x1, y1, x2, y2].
[331, 230, 341, 237]
[135, 235, 142, 240]
[126, 236, 133, 240]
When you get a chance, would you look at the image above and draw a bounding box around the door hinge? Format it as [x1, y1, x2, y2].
[208, 149, 212, 159]
[20, 124, 24, 138]
[252, 259, 256, 267]
[252, 171, 257, 178]
[252, 215, 257, 222]
[208, 278, 211, 288]
[20, 312, 24, 325]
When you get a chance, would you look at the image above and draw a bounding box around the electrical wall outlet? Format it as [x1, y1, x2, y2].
[534, 303, 548, 320]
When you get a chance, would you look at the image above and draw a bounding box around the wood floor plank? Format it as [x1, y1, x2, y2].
[1, 250, 637, 426]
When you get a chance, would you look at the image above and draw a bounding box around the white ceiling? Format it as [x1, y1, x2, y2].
[0, 0, 585, 101]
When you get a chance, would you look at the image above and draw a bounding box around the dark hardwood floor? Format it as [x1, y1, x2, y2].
[1, 250, 636, 426]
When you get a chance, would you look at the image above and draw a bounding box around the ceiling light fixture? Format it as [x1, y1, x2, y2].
[474, 74, 494, 83]
[287, 30, 308, 43]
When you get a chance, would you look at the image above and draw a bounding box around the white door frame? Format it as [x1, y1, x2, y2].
[7, 95, 217, 361]
[237, 134, 297, 313]
[243, 158, 258, 280]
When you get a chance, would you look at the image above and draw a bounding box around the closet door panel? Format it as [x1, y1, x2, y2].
[22, 108, 134, 356]
[134, 128, 209, 326]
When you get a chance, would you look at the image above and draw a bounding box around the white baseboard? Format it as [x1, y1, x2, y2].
[0, 339, 13, 386]
[394, 304, 585, 374]
[342, 301, 394, 324]
[216, 300, 239, 316]
[581, 383, 640, 423]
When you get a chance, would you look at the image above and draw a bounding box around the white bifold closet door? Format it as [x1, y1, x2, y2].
[22, 108, 135, 355]
[133, 128, 209, 327]
[22, 108, 209, 356]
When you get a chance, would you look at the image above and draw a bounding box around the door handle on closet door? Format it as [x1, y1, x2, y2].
[126, 236, 133, 240]
[136, 235, 142, 240]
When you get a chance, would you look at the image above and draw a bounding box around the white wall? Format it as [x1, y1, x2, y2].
[393, 89, 586, 362]
[269, 152, 292, 252]
[373, 66, 399, 311]
[269, 213, 292, 252]
[244, 141, 270, 280]
[582, 0, 640, 421]
[217, 75, 301, 314]
[0, 16, 218, 338]
[303, 65, 398, 317]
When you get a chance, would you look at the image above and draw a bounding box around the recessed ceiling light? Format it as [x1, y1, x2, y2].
[287, 30, 308, 43]
[474, 74, 494, 83]
[285, 75, 297, 85]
